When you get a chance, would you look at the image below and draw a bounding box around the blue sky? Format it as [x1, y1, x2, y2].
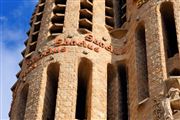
[0, 0, 38, 119]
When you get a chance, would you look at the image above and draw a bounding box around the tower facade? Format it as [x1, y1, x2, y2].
[9, 0, 180, 120]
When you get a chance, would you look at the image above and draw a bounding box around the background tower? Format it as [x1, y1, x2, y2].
[10, 0, 180, 120]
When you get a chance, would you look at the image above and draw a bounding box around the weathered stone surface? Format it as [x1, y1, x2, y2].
[9, 0, 180, 120]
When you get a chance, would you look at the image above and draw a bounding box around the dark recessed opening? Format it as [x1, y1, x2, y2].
[79, 23, 92, 31]
[53, 7, 66, 14]
[117, 0, 126, 27]
[17, 84, 29, 120]
[76, 58, 92, 119]
[107, 64, 116, 120]
[29, 43, 37, 52]
[34, 22, 41, 32]
[105, 7, 113, 17]
[79, 0, 93, 32]
[32, 33, 38, 43]
[160, 2, 179, 58]
[80, 2, 93, 12]
[36, 13, 43, 22]
[38, 4, 45, 12]
[89, 0, 93, 3]
[170, 69, 180, 76]
[50, 26, 63, 34]
[55, 0, 67, 5]
[118, 64, 128, 120]
[51, 16, 65, 24]
[105, 0, 113, 8]
[80, 10, 92, 21]
[106, 17, 114, 27]
[136, 24, 149, 102]
[105, 0, 114, 30]
[43, 63, 59, 120]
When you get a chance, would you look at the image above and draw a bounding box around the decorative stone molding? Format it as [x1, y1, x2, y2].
[163, 77, 180, 119]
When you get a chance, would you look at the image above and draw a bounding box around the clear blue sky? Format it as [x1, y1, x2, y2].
[0, 0, 38, 119]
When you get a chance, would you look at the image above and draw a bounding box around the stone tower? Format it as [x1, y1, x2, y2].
[9, 0, 180, 120]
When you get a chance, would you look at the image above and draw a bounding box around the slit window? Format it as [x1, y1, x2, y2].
[118, 64, 128, 120]
[76, 58, 92, 119]
[49, 0, 67, 38]
[136, 23, 149, 103]
[17, 84, 29, 120]
[42, 63, 60, 120]
[105, 0, 114, 31]
[116, 0, 127, 27]
[160, 2, 179, 58]
[79, 0, 93, 34]
[107, 64, 117, 119]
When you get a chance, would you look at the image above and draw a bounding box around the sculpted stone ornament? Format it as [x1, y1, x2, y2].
[168, 88, 180, 111]
[162, 98, 173, 120]
[168, 88, 180, 101]
[161, 87, 180, 120]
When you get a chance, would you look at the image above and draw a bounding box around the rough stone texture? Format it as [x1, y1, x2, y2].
[10, 0, 180, 120]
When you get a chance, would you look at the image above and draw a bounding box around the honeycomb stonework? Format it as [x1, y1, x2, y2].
[10, 0, 180, 120]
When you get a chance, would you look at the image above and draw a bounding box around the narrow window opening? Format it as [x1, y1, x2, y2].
[79, 0, 93, 34]
[49, 0, 66, 38]
[31, 32, 39, 43]
[42, 63, 59, 120]
[105, 0, 114, 31]
[34, 21, 41, 32]
[160, 2, 179, 58]
[55, 0, 67, 5]
[36, 12, 43, 22]
[80, 2, 93, 12]
[118, 64, 128, 120]
[17, 84, 29, 120]
[117, 0, 127, 27]
[107, 64, 116, 120]
[38, 4, 45, 13]
[80, 9, 92, 21]
[76, 58, 92, 119]
[53, 6, 66, 14]
[51, 15, 65, 24]
[29, 42, 37, 52]
[136, 24, 149, 102]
